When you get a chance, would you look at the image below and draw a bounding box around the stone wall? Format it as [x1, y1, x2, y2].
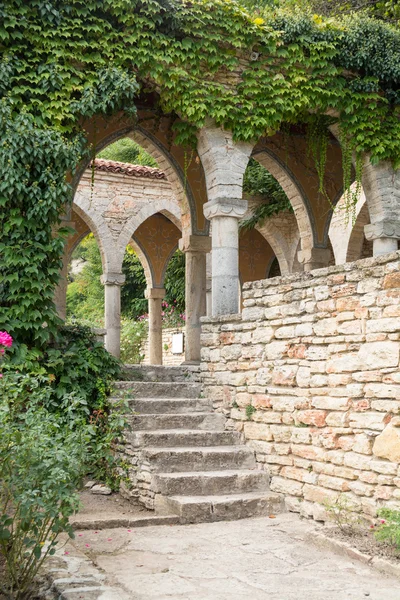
[142, 327, 185, 366]
[200, 251, 400, 521]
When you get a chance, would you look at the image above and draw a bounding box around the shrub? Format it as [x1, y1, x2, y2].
[0, 373, 89, 599]
[374, 508, 400, 551]
[3, 324, 127, 486]
[120, 318, 147, 364]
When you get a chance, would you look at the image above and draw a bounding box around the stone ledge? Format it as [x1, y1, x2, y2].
[200, 313, 242, 324]
[306, 530, 400, 580]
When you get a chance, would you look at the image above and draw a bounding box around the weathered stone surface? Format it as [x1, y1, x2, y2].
[200, 252, 400, 524]
[373, 425, 400, 463]
[91, 485, 112, 496]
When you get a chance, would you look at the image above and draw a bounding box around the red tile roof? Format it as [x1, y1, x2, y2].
[91, 158, 166, 180]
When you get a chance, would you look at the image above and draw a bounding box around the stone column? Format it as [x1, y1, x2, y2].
[297, 247, 332, 271]
[54, 218, 75, 320]
[145, 287, 165, 365]
[362, 159, 400, 256]
[204, 199, 247, 315]
[179, 235, 211, 363]
[197, 122, 253, 316]
[364, 221, 400, 257]
[101, 272, 125, 358]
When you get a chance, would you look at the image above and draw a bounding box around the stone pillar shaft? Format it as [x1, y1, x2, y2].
[146, 288, 165, 366]
[197, 122, 253, 317]
[101, 273, 125, 358]
[204, 199, 247, 316]
[179, 235, 211, 363]
[54, 219, 75, 320]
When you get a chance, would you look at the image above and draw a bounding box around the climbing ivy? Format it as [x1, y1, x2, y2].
[0, 0, 400, 347]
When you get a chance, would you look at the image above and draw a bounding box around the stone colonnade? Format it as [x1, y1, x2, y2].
[62, 123, 400, 363]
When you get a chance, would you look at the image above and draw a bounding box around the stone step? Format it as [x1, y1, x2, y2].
[143, 446, 257, 473]
[127, 429, 241, 448]
[129, 412, 226, 431]
[123, 365, 197, 382]
[155, 491, 284, 524]
[127, 397, 213, 414]
[114, 381, 202, 398]
[153, 469, 269, 496]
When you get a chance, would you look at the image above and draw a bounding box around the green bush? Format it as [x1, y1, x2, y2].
[97, 137, 157, 167]
[0, 373, 89, 599]
[374, 508, 400, 551]
[120, 318, 148, 364]
[3, 324, 127, 486]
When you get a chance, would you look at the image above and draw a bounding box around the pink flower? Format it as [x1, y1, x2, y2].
[381, 519, 386, 524]
[0, 332, 13, 348]
[0, 374, 3, 379]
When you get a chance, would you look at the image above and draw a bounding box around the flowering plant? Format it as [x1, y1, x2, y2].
[161, 301, 185, 329]
[0, 331, 13, 378]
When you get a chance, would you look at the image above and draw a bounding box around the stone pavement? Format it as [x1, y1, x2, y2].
[56, 514, 400, 600]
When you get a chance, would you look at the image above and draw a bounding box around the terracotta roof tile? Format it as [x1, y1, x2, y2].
[91, 158, 166, 179]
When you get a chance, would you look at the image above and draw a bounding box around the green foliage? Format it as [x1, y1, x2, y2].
[121, 246, 148, 320]
[164, 250, 186, 315]
[307, 0, 400, 23]
[374, 508, 400, 551]
[120, 318, 148, 364]
[0, 373, 87, 598]
[3, 324, 124, 482]
[241, 159, 293, 230]
[98, 137, 158, 167]
[67, 234, 104, 326]
[243, 159, 289, 199]
[1, 0, 400, 357]
[245, 404, 257, 419]
[0, 106, 82, 347]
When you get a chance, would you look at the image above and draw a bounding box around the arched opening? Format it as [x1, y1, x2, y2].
[268, 257, 281, 279]
[239, 158, 298, 277]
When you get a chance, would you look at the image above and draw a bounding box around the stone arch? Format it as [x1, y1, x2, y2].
[251, 150, 315, 254]
[329, 190, 369, 264]
[116, 198, 182, 271]
[127, 238, 153, 289]
[328, 123, 400, 239]
[255, 210, 300, 275]
[73, 115, 200, 238]
[346, 202, 371, 262]
[127, 127, 193, 235]
[72, 196, 120, 274]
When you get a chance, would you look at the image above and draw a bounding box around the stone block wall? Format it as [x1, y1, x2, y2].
[200, 251, 400, 521]
[142, 328, 185, 366]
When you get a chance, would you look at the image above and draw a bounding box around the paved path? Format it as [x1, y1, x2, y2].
[66, 514, 400, 600]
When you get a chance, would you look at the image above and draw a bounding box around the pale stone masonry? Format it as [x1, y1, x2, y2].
[200, 250, 400, 521]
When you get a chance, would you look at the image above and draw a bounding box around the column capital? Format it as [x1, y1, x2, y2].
[297, 247, 331, 266]
[179, 235, 211, 254]
[101, 272, 125, 286]
[203, 198, 248, 221]
[145, 287, 165, 300]
[364, 220, 400, 241]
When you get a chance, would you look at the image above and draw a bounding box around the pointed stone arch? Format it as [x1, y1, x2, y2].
[251, 150, 315, 256]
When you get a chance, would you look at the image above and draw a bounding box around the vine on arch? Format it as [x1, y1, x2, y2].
[0, 0, 400, 350]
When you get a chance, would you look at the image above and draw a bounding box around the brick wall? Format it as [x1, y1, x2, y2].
[200, 251, 400, 521]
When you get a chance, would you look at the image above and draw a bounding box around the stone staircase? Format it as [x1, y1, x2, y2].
[114, 366, 283, 524]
